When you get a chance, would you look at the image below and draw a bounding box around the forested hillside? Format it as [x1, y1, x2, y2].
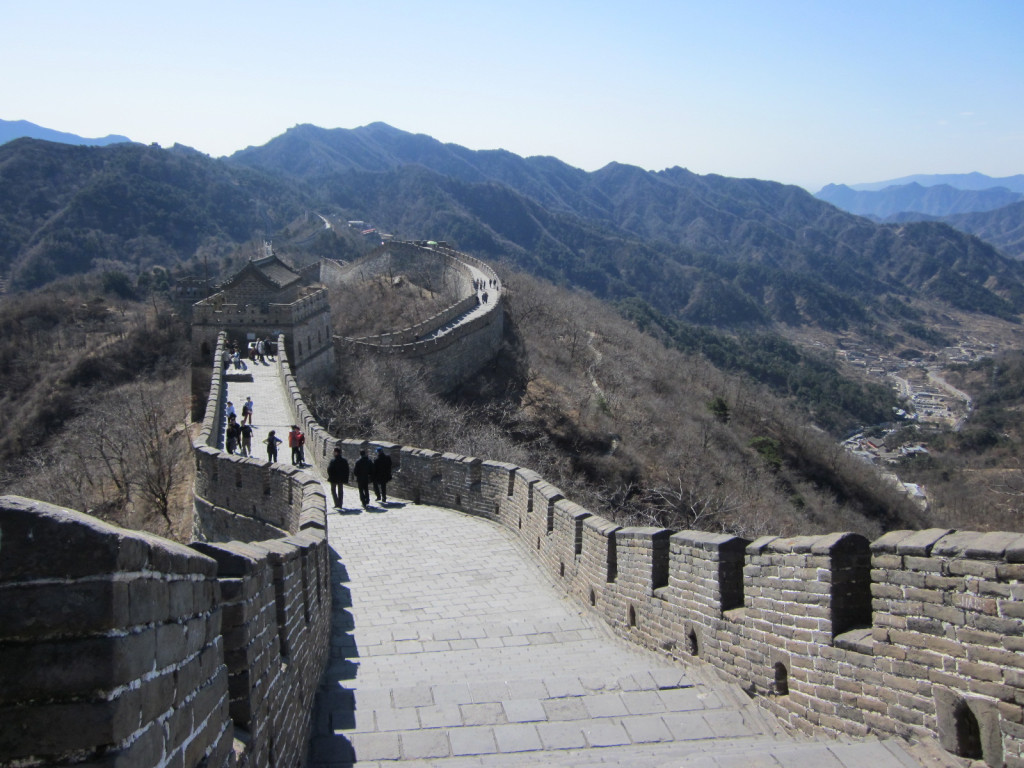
[0, 139, 306, 289]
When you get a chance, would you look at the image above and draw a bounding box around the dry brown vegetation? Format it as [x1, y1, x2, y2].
[0, 280, 195, 541]
[309, 271, 927, 540]
[330, 264, 464, 338]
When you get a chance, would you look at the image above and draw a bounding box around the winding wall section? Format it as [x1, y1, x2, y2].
[0, 332, 331, 768]
[333, 242, 504, 391]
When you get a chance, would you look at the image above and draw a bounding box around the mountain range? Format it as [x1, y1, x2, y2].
[0, 119, 132, 148]
[3, 121, 1024, 339]
[815, 173, 1024, 260]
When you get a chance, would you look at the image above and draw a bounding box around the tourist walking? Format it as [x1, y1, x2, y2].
[373, 447, 393, 503]
[354, 449, 373, 507]
[265, 430, 282, 463]
[240, 422, 253, 456]
[241, 396, 253, 425]
[327, 447, 350, 509]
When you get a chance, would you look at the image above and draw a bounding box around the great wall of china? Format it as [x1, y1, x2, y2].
[3, 245, 1024, 767]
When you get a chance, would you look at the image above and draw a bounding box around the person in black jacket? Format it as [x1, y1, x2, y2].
[353, 449, 373, 508]
[327, 447, 350, 509]
[373, 447, 393, 503]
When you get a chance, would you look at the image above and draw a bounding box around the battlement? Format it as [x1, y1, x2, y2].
[286, 371, 1024, 768]
[0, 332, 331, 767]
[332, 241, 504, 390]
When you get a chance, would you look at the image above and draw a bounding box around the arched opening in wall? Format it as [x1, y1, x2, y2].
[628, 604, 637, 629]
[235, 470, 243, 488]
[559, 561, 565, 577]
[952, 700, 983, 760]
[686, 628, 699, 657]
[201, 340, 211, 359]
[493, 503, 499, 517]
[413, 488, 421, 504]
[773, 662, 789, 696]
[589, 588, 596, 606]
[455, 494, 461, 507]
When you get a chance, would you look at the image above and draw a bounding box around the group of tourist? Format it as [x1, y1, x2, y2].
[328, 446, 392, 509]
[224, 397, 255, 456]
[220, 335, 396, 511]
[221, 338, 276, 370]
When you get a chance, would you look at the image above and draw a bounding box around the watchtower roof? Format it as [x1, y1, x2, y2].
[220, 254, 302, 293]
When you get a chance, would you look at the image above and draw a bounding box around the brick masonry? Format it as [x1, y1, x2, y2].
[292, 367, 1024, 768]
[6, 256, 1024, 766]
[0, 331, 331, 768]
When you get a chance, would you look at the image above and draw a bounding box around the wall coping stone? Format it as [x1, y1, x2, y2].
[869, 529, 916, 553]
[617, 527, 673, 542]
[482, 460, 519, 471]
[190, 541, 265, 576]
[584, 515, 621, 536]
[891, 528, 952, 556]
[809, 531, 869, 555]
[1, 496, 217, 581]
[672, 531, 749, 552]
[553, 498, 592, 520]
[746, 536, 780, 555]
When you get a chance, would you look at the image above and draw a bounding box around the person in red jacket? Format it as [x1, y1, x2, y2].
[288, 425, 305, 466]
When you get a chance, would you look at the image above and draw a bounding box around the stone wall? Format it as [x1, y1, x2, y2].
[284, 425, 1024, 767]
[331, 242, 504, 392]
[0, 332, 332, 768]
[192, 285, 333, 371]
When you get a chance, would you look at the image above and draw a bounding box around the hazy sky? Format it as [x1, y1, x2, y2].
[5, 1, 1022, 191]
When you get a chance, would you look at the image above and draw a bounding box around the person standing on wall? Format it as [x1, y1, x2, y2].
[239, 422, 253, 457]
[373, 447, 393, 504]
[265, 430, 282, 463]
[328, 447, 350, 509]
[354, 449, 373, 507]
[225, 414, 240, 454]
[288, 425, 302, 466]
[241, 396, 254, 425]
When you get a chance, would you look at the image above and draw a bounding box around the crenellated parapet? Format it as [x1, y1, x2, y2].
[332, 241, 504, 391]
[267, 431, 1021, 767]
[0, 331, 331, 768]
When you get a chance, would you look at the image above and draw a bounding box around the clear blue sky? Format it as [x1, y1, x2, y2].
[5, 1, 1023, 191]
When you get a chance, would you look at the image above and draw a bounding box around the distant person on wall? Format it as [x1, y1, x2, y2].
[256, 338, 266, 363]
[328, 447, 350, 509]
[226, 401, 236, 422]
[354, 449, 373, 507]
[226, 414, 240, 454]
[265, 430, 282, 463]
[373, 447, 393, 504]
[241, 396, 253, 425]
[240, 422, 253, 456]
[289, 425, 305, 466]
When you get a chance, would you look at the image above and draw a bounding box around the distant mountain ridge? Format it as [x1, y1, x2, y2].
[816, 182, 1023, 219]
[0, 119, 132, 147]
[227, 123, 1024, 325]
[845, 172, 1024, 194]
[4, 122, 1024, 338]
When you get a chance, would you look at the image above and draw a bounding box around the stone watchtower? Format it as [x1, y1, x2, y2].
[191, 249, 333, 376]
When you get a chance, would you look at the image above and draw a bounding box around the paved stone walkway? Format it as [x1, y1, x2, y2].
[308, 503, 931, 767]
[221, 355, 298, 464]
[225, 359, 938, 766]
